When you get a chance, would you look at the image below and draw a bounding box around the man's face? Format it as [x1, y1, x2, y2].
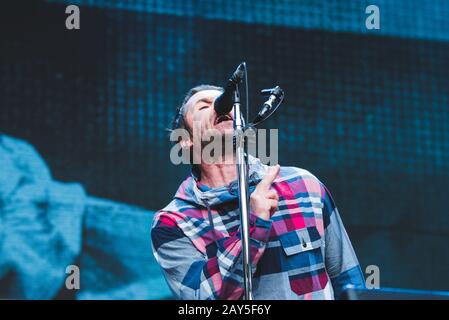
[183, 89, 235, 139]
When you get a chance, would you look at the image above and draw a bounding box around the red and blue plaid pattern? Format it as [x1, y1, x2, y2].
[151, 157, 365, 300]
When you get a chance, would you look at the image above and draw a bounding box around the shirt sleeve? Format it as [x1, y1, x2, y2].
[321, 183, 366, 299]
[151, 212, 272, 300]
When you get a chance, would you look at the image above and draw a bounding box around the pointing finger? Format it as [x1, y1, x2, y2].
[257, 165, 280, 192]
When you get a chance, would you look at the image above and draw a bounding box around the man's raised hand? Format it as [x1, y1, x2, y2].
[250, 165, 280, 221]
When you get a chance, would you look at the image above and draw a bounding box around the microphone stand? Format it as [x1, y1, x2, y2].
[228, 63, 283, 300]
[233, 83, 253, 300]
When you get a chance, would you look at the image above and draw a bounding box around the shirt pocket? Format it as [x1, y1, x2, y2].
[278, 226, 329, 296]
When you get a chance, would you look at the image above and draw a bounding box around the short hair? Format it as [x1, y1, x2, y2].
[171, 84, 223, 132]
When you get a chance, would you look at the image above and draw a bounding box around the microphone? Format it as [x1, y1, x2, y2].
[258, 86, 284, 118]
[251, 86, 284, 125]
[214, 62, 246, 115]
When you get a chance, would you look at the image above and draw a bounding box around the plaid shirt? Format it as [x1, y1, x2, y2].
[151, 157, 365, 300]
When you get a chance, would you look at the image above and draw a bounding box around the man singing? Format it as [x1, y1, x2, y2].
[151, 85, 365, 300]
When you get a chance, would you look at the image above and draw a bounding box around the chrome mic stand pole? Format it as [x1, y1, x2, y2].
[219, 63, 282, 300]
[233, 84, 253, 300]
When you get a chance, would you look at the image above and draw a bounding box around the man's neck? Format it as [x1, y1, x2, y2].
[198, 158, 237, 188]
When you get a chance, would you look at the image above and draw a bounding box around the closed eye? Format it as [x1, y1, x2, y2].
[199, 105, 209, 110]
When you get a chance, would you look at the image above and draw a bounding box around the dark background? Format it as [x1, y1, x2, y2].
[1, 0, 448, 293]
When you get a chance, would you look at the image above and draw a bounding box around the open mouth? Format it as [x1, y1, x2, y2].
[214, 114, 233, 125]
